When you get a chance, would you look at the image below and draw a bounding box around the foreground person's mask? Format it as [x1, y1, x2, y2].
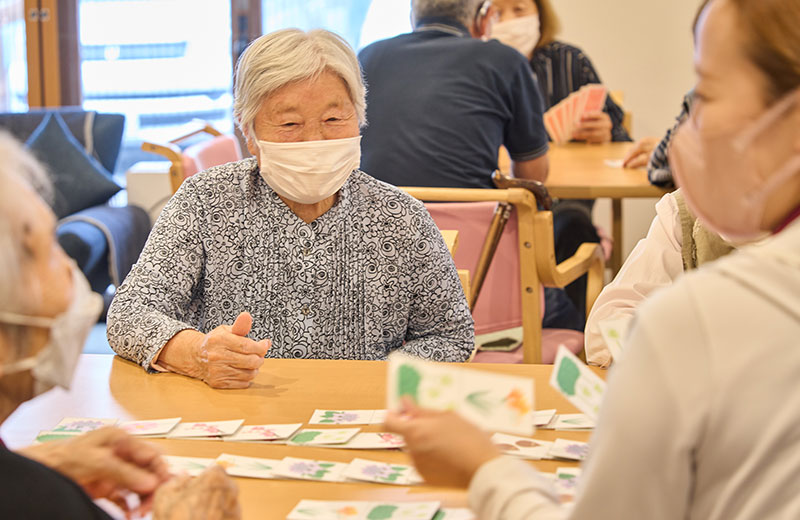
[0, 264, 102, 395]
[491, 14, 540, 59]
[257, 136, 362, 204]
[669, 91, 800, 242]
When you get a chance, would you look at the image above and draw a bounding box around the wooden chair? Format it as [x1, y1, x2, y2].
[141, 121, 242, 194]
[401, 180, 604, 364]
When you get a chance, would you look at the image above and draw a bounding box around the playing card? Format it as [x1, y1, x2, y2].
[288, 428, 361, 446]
[583, 84, 608, 113]
[309, 410, 385, 425]
[543, 111, 560, 144]
[370, 410, 388, 424]
[335, 432, 405, 450]
[550, 345, 606, 421]
[216, 453, 281, 479]
[603, 159, 625, 168]
[553, 467, 582, 497]
[548, 413, 595, 430]
[33, 430, 80, 444]
[164, 455, 216, 476]
[547, 438, 589, 461]
[275, 457, 348, 482]
[222, 423, 302, 442]
[344, 458, 422, 485]
[491, 433, 553, 460]
[166, 419, 244, 438]
[534, 409, 556, 426]
[52, 417, 118, 433]
[287, 501, 441, 520]
[387, 353, 534, 435]
[118, 417, 181, 437]
[553, 104, 570, 143]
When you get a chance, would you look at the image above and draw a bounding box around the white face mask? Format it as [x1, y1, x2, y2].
[491, 14, 540, 59]
[0, 265, 102, 396]
[257, 136, 362, 204]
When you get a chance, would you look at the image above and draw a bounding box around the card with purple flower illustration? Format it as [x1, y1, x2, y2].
[343, 458, 422, 485]
[52, 417, 118, 433]
[275, 457, 348, 482]
[222, 423, 302, 442]
[166, 419, 244, 439]
[547, 438, 589, 461]
[491, 433, 554, 460]
[164, 455, 216, 476]
[215, 453, 281, 479]
[118, 417, 182, 437]
[336, 432, 405, 450]
[287, 428, 360, 446]
[309, 410, 384, 425]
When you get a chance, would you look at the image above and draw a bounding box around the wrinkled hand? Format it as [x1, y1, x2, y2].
[196, 312, 271, 389]
[20, 427, 169, 509]
[153, 465, 240, 520]
[622, 137, 659, 168]
[384, 398, 501, 488]
[572, 111, 612, 144]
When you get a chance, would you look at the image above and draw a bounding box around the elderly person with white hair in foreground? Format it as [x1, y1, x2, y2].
[0, 133, 240, 519]
[107, 29, 474, 389]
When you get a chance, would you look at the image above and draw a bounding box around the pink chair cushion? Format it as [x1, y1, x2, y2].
[180, 155, 200, 180]
[471, 329, 584, 364]
[184, 135, 242, 175]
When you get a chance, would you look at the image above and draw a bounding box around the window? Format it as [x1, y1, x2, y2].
[0, 0, 27, 111]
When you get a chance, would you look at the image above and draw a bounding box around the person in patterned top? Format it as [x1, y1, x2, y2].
[107, 29, 474, 389]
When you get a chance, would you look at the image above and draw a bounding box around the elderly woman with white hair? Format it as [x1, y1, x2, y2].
[0, 133, 240, 519]
[107, 29, 474, 389]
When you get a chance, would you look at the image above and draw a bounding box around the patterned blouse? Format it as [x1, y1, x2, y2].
[107, 158, 474, 368]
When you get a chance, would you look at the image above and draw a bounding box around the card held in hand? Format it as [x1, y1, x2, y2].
[549, 346, 606, 421]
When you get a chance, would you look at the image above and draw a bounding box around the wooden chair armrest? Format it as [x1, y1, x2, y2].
[492, 171, 553, 210]
[140, 141, 184, 194]
[533, 212, 605, 287]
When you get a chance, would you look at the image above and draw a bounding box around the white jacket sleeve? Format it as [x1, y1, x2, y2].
[584, 193, 684, 367]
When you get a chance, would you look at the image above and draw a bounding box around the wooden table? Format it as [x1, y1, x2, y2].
[546, 143, 669, 273]
[1, 355, 596, 520]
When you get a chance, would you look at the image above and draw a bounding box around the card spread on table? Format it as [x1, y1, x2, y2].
[553, 467, 582, 497]
[386, 353, 534, 435]
[275, 457, 348, 482]
[222, 423, 302, 442]
[543, 84, 608, 144]
[216, 453, 281, 479]
[309, 409, 387, 425]
[33, 430, 81, 444]
[166, 419, 244, 438]
[533, 409, 557, 427]
[547, 413, 596, 430]
[288, 428, 361, 446]
[52, 417, 118, 433]
[547, 438, 590, 461]
[164, 455, 216, 476]
[432, 509, 476, 520]
[118, 417, 182, 437]
[343, 458, 422, 486]
[335, 432, 405, 450]
[491, 433, 554, 460]
[550, 346, 606, 421]
[287, 500, 441, 520]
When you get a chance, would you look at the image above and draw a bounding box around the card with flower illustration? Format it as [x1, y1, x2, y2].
[547, 438, 589, 461]
[287, 500, 441, 520]
[164, 455, 216, 476]
[335, 432, 405, 450]
[553, 467, 582, 498]
[221, 423, 302, 442]
[52, 417, 118, 433]
[33, 430, 81, 444]
[550, 346, 606, 421]
[343, 458, 422, 486]
[215, 453, 281, 479]
[432, 509, 476, 520]
[387, 353, 534, 435]
[309, 410, 385, 425]
[275, 457, 348, 482]
[287, 428, 361, 446]
[118, 417, 182, 437]
[166, 419, 244, 439]
[547, 413, 595, 430]
[491, 433, 554, 460]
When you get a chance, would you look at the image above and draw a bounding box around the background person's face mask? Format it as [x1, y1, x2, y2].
[0, 265, 102, 396]
[257, 136, 362, 204]
[669, 90, 800, 242]
[491, 14, 540, 59]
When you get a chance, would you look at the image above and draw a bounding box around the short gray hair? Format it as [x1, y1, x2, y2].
[411, 0, 484, 28]
[233, 28, 367, 138]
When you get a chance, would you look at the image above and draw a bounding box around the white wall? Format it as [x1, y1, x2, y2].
[553, 0, 701, 260]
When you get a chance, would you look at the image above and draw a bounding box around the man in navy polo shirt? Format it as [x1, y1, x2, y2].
[358, 0, 549, 188]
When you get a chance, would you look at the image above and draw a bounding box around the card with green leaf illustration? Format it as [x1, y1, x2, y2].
[166, 419, 244, 439]
[309, 410, 385, 425]
[52, 417, 118, 433]
[118, 417, 181, 437]
[215, 453, 281, 479]
[547, 413, 595, 430]
[598, 315, 632, 363]
[343, 458, 422, 485]
[222, 423, 302, 442]
[387, 353, 534, 435]
[549, 346, 606, 421]
[287, 500, 442, 520]
[275, 457, 348, 482]
[335, 432, 405, 450]
[553, 467, 582, 498]
[164, 455, 216, 476]
[491, 433, 554, 460]
[287, 428, 361, 446]
[431, 509, 476, 520]
[33, 430, 80, 444]
[547, 438, 589, 461]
